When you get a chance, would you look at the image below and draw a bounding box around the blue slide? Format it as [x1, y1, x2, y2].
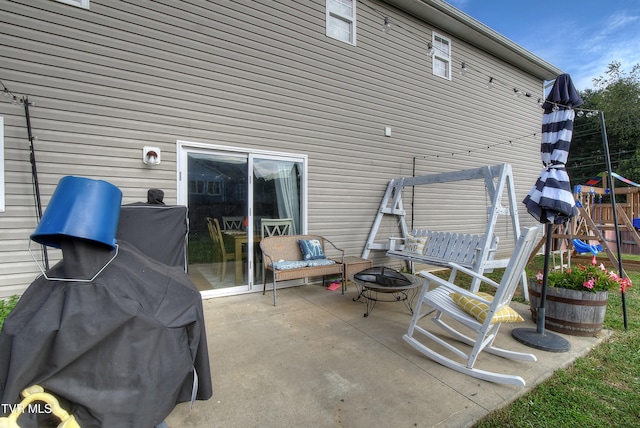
[572, 239, 602, 255]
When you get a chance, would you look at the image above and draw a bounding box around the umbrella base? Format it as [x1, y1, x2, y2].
[511, 327, 570, 353]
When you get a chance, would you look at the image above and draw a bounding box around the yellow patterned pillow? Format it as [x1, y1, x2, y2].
[450, 292, 524, 324]
[404, 236, 427, 254]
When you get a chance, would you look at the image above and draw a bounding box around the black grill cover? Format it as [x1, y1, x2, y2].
[117, 204, 189, 270]
[0, 241, 212, 427]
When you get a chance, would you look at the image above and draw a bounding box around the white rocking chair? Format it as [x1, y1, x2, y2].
[403, 225, 543, 386]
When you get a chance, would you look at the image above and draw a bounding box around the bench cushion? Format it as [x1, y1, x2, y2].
[271, 259, 336, 270]
[306, 259, 336, 267]
[271, 260, 308, 270]
[450, 291, 524, 324]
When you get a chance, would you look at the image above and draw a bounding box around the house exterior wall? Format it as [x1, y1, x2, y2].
[0, 0, 554, 298]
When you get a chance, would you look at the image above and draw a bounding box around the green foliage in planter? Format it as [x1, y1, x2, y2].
[0, 295, 20, 331]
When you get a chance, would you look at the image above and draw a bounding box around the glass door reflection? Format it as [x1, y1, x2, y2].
[186, 152, 249, 291]
[182, 148, 305, 295]
[252, 157, 303, 284]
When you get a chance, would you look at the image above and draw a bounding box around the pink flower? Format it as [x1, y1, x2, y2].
[583, 278, 595, 289]
[620, 277, 633, 293]
[536, 272, 544, 282]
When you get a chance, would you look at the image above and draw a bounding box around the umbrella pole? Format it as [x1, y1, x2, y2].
[536, 222, 553, 334]
[512, 222, 571, 352]
[599, 111, 628, 330]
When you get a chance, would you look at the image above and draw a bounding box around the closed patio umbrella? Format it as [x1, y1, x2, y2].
[523, 73, 582, 225]
[513, 74, 583, 352]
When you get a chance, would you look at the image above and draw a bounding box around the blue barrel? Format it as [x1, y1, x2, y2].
[31, 176, 122, 249]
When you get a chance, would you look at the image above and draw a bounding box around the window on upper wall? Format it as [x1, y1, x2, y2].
[52, 0, 90, 9]
[432, 32, 451, 80]
[326, 0, 356, 45]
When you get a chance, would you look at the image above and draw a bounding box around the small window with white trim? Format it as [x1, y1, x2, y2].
[52, 0, 90, 9]
[326, 0, 356, 45]
[432, 32, 451, 80]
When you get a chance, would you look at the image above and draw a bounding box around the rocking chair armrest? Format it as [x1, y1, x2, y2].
[445, 262, 501, 289]
[420, 271, 494, 305]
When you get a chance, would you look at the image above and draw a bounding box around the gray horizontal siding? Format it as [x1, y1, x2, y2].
[0, 0, 546, 297]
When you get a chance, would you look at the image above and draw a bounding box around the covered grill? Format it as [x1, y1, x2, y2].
[0, 177, 212, 427]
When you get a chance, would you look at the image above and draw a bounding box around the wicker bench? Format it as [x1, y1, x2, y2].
[260, 234, 345, 305]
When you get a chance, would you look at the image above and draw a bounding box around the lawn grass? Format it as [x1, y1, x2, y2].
[472, 256, 640, 427]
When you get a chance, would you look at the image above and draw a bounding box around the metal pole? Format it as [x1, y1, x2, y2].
[23, 97, 49, 270]
[599, 111, 627, 330]
[512, 221, 570, 352]
[411, 157, 416, 231]
[537, 222, 553, 334]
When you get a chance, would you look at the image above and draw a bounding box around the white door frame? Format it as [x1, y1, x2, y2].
[176, 140, 308, 299]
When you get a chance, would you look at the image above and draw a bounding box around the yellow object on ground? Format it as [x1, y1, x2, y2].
[0, 385, 80, 428]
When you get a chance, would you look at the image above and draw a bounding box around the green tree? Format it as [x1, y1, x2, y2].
[569, 62, 640, 186]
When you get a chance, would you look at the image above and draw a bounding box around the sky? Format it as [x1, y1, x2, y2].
[446, 0, 640, 90]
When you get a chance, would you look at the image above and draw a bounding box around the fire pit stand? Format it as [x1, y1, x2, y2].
[352, 273, 423, 317]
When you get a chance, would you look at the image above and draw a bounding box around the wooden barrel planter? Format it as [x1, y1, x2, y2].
[528, 280, 608, 336]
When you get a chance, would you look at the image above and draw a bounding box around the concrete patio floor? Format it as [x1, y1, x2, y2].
[166, 282, 609, 428]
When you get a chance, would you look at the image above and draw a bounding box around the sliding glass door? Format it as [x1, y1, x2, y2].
[177, 142, 306, 298]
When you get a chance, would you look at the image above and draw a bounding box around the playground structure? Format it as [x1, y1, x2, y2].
[544, 173, 640, 273]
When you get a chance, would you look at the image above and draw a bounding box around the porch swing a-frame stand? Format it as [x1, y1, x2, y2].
[361, 163, 528, 300]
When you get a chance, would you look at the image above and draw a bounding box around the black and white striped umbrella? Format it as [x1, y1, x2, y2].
[523, 73, 583, 225]
[515, 74, 584, 349]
